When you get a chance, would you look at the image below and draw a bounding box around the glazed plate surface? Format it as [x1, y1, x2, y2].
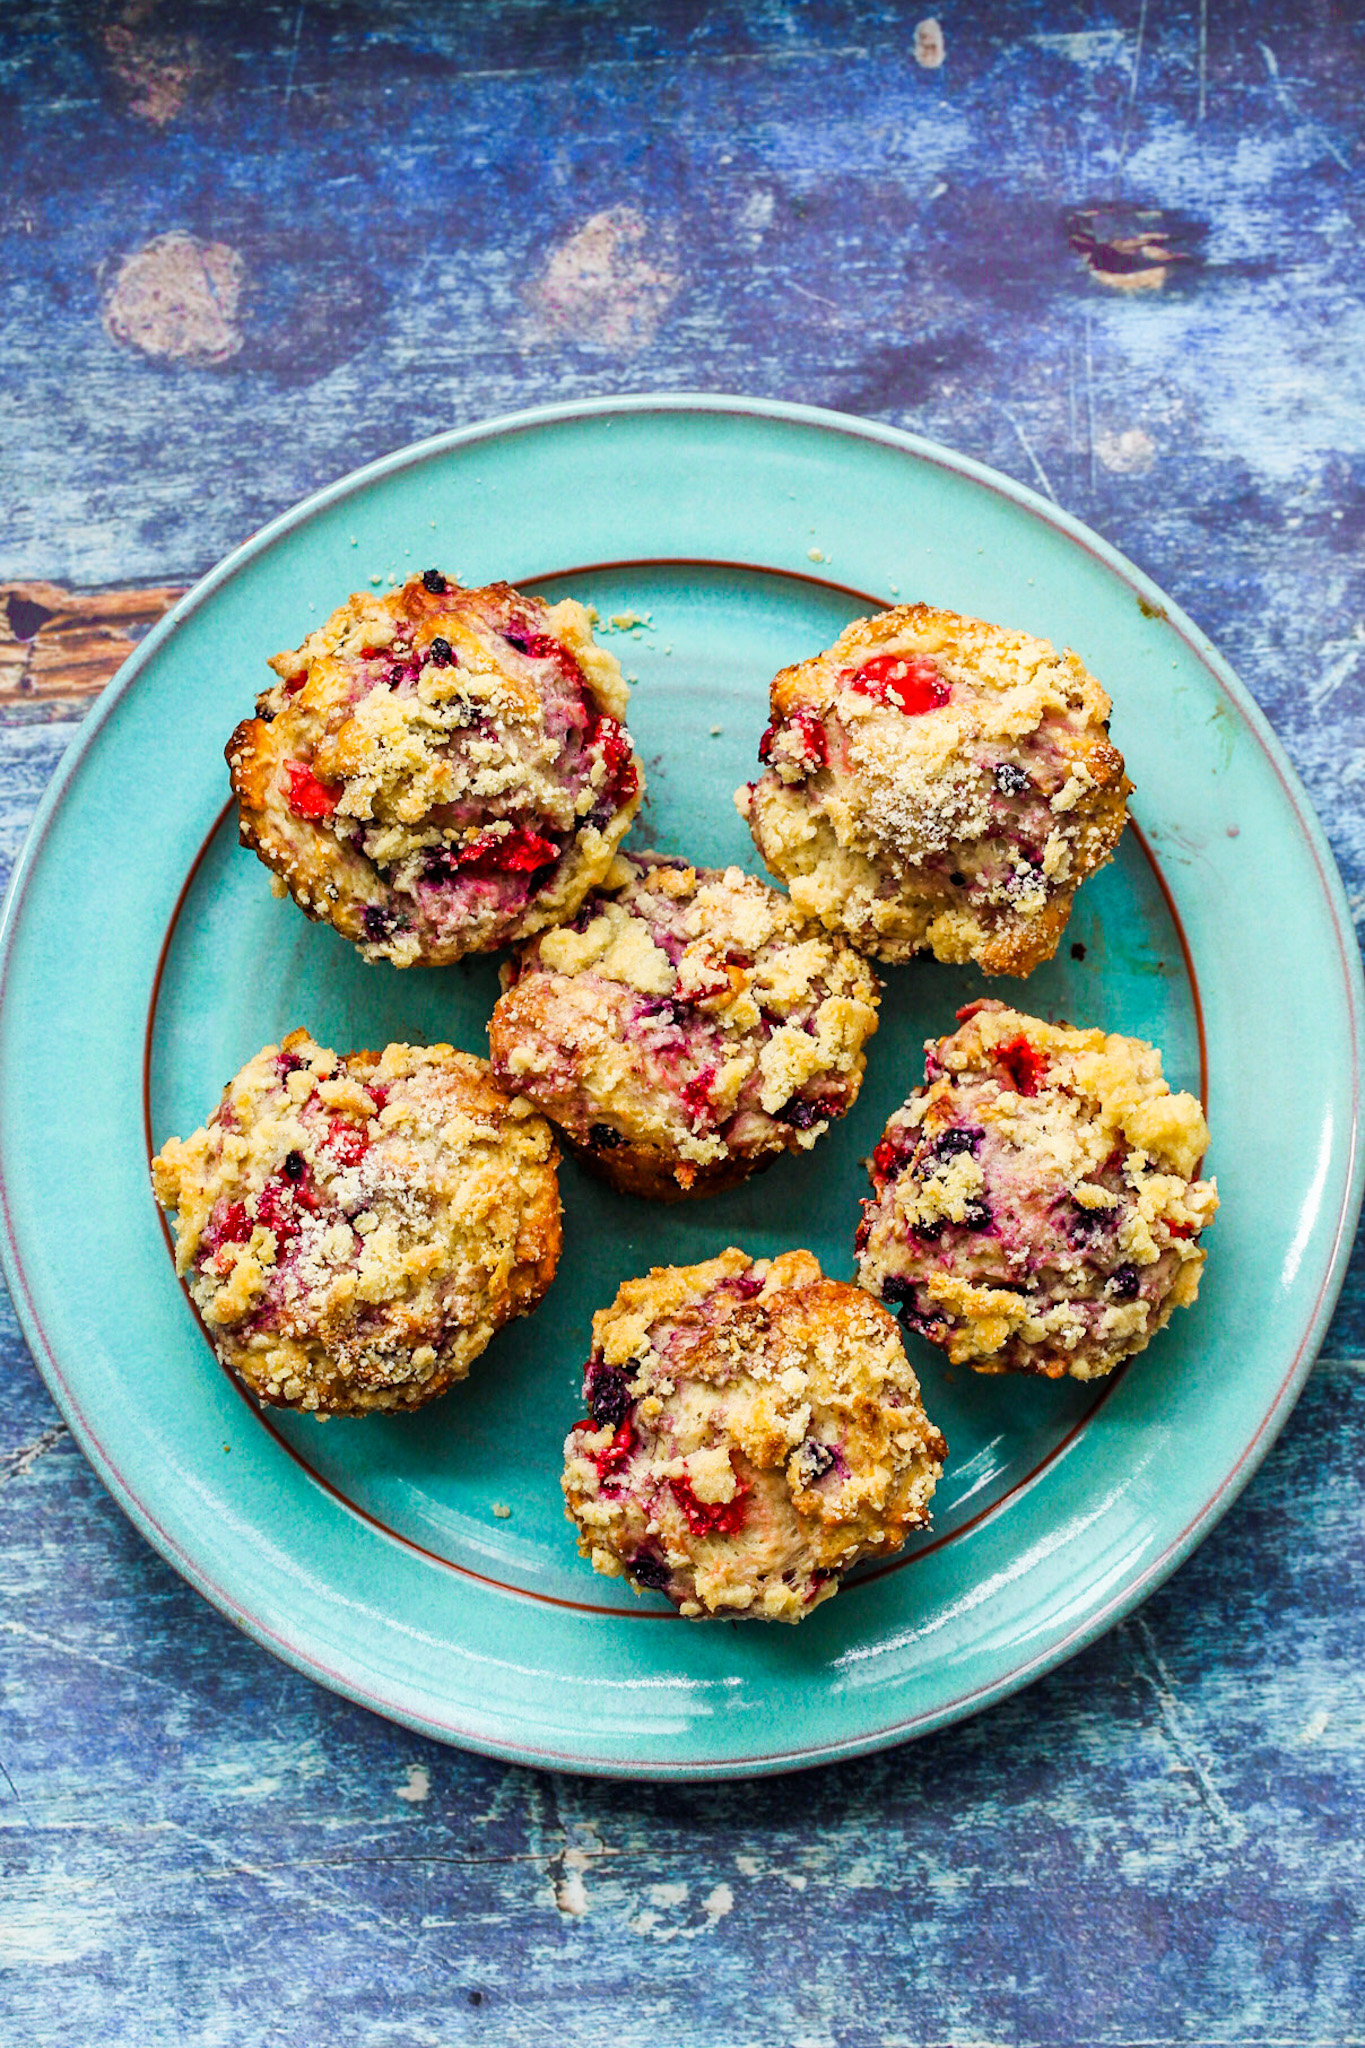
[1, 398, 1359, 1776]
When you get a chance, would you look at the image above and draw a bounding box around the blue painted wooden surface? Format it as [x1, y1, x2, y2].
[2, 5, 1363, 2041]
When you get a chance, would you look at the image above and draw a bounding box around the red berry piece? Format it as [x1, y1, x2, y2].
[588, 1420, 636, 1493]
[324, 1119, 369, 1168]
[848, 653, 950, 715]
[203, 1200, 252, 1257]
[254, 1176, 304, 1245]
[284, 760, 342, 820]
[872, 1130, 917, 1182]
[997, 1035, 1047, 1097]
[681, 1066, 718, 1125]
[669, 1470, 748, 1537]
[589, 714, 639, 808]
[758, 708, 827, 773]
[456, 827, 560, 876]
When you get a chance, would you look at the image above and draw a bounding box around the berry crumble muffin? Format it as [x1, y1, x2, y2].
[856, 999, 1217, 1380]
[736, 603, 1130, 974]
[227, 572, 644, 966]
[151, 1030, 562, 1415]
[488, 852, 881, 1199]
[562, 1248, 946, 1620]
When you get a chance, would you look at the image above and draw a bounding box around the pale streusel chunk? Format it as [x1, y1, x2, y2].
[562, 1249, 946, 1621]
[737, 603, 1130, 974]
[856, 999, 1217, 1381]
[489, 852, 881, 1199]
[152, 1030, 561, 1415]
[228, 573, 643, 966]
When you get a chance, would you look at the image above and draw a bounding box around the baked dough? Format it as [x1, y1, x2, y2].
[228, 573, 643, 965]
[152, 1030, 561, 1414]
[737, 603, 1130, 973]
[562, 1248, 946, 1620]
[856, 999, 1217, 1380]
[489, 852, 880, 1198]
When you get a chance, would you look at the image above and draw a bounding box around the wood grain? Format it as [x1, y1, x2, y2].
[0, 582, 183, 706]
[1, 2, 1362, 2042]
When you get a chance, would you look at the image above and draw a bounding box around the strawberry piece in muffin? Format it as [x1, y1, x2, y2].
[562, 1249, 946, 1620]
[738, 603, 1131, 974]
[856, 999, 1218, 1380]
[227, 574, 644, 966]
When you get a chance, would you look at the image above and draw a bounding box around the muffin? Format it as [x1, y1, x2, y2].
[562, 1248, 946, 1620]
[856, 999, 1217, 1380]
[736, 603, 1130, 973]
[151, 1030, 561, 1414]
[488, 852, 881, 1199]
[227, 572, 644, 966]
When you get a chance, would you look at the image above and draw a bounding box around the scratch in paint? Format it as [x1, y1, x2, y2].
[1258, 41, 1351, 171]
[1115, 0, 1149, 185]
[0, 1421, 68, 1486]
[1128, 1613, 1247, 1843]
[1000, 406, 1059, 503]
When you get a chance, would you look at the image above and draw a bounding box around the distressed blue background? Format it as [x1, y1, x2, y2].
[1, 4, 1363, 2043]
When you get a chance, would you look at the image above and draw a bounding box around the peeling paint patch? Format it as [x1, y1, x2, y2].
[1097, 427, 1157, 473]
[102, 232, 245, 366]
[914, 19, 945, 69]
[1067, 206, 1204, 292]
[99, 17, 209, 126]
[527, 208, 680, 353]
[397, 1764, 430, 1804]
[702, 1882, 734, 1924]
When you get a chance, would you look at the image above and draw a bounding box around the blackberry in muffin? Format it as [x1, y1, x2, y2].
[856, 999, 1217, 1380]
[152, 1030, 561, 1415]
[736, 603, 1130, 974]
[562, 1249, 946, 1621]
[227, 573, 644, 966]
[488, 852, 881, 1199]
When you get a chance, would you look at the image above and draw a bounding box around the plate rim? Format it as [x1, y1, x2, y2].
[2, 392, 1361, 1779]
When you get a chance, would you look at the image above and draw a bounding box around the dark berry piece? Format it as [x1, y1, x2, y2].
[995, 761, 1031, 796]
[584, 1355, 634, 1429]
[282, 1150, 306, 1182]
[962, 1198, 993, 1231]
[259, 706, 275, 723]
[422, 568, 448, 594]
[932, 1124, 982, 1160]
[1071, 941, 1087, 961]
[427, 635, 453, 667]
[629, 1552, 672, 1590]
[950, 870, 968, 887]
[777, 1096, 823, 1131]
[1068, 1203, 1104, 1241]
[362, 904, 393, 942]
[589, 1123, 622, 1150]
[794, 1438, 836, 1484]
[1108, 1263, 1140, 1300]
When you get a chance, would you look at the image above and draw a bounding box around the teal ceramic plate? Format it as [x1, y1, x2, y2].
[1, 398, 1360, 1778]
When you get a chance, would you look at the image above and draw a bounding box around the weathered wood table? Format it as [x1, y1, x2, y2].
[2, 6, 1362, 2041]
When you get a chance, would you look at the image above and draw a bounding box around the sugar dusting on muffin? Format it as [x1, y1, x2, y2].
[738, 603, 1130, 974]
